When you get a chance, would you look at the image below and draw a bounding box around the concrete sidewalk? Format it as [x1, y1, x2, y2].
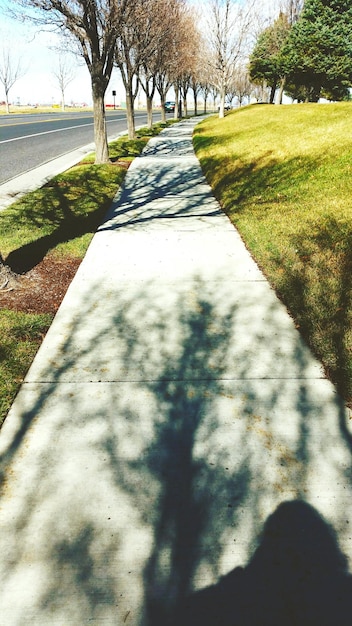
[0, 118, 352, 625]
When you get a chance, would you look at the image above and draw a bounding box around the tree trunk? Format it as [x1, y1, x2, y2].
[160, 94, 166, 122]
[0, 253, 19, 290]
[125, 90, 136, 139]
[5, 89, 10, 114]
[146, 95, 153, 128]
[261, 79, 268, 103]
[193, 89, 198, 116]
[140, 71, 156, 130]
[61, 88, 65, 111]
[203, 90, 208, 114]
[310, 86, 321, 102]
[92, 86, 109, 164]
[157, 84, 167, 122]
[174, 84, 180, 119]
[277, 77, 286, 104]
[219, 85, 226, 118]
[269, 82, 277, 104]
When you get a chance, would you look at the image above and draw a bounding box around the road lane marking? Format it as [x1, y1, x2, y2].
[0, 117, 81, 127]
[0, 121, 95, 144]
[0, 113, 126, 129]
[0, 115, 127, 144]
[0, 116, 99, 131]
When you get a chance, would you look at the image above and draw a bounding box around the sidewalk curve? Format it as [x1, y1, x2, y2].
[0, 118, 352, 625]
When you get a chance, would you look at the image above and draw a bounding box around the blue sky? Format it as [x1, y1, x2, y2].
[0, 0, 279, 107]
[0, 3, 124, 106]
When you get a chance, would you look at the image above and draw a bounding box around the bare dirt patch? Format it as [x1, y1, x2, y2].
[0, 255, 81, 315]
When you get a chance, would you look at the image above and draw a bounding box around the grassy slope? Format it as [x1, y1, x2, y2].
[194, 103, 352, 402]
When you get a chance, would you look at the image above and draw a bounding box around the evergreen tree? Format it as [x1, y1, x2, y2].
[249, 12, 291, 103]
[281, 0, 352, 101]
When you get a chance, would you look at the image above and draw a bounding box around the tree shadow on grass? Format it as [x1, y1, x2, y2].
[6, 208, 105, 274]
[198, 152, 321, 217]
[298, 218, 351, 388]
[196, 145, 352, 438]
[271, 215, 352, 450]
[4, 166, 125, 274]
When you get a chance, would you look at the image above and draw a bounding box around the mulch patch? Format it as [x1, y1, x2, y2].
[0, 255, 81, 315]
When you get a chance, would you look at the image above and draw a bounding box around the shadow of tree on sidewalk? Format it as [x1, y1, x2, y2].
[0, 272, 351, 624]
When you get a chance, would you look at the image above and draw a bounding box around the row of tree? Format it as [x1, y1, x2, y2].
[4, 0, 258, 163]
[7, 0, 350, 164]
[4, 0, 191, 162]
[249, 0, 352, 104]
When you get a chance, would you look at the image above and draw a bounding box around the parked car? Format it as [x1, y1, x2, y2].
[165, 101, 175, 112]
[218, 103, 232, 111]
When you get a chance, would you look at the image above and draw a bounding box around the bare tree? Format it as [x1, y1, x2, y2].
[155, 68, 172, 123]
[179, 10, 202, 116]
[139, 0, 186, 123]
[190, 71, 202, 116]
[0, 45, 25, 113]
[52, 56, 76, 111]
[227, 64, 253, 106]
[9, 0, 126, 163]
[115, 0, 145, 140]
[118, 0, 177, 133]
[138, 0, 171, 128]
[136, 0, 189, 122]
[199, 78, 211, 113]
[199, 54, 219, 112]
[209, 82, 219, 110]
[206, 0, 255, 118]
[189, 28, 208, 116]
[139, 0, 191, 127]
[168, 5, 200, 119]
[144, 0, 186, 121]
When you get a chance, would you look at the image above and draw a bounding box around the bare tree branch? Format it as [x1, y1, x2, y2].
[206, 0, 255, 117]
[0, 45, 26, 113]
[52, 55, 76, 110]
[7, 0, 127, 162]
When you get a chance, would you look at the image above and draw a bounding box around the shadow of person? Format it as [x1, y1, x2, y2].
[173, 500, 352, 626]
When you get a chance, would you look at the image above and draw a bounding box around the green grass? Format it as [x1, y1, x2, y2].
[0, 163, 124, 426]
[0, 122, 175, 426]
[1, 163, 126, 269]
[194, 102, 352, 403]
[0, 311, 52, 421]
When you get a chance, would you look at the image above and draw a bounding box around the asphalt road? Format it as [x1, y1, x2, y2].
[0, 110, 166, 185]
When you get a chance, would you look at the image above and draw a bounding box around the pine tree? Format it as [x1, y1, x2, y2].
[249, 12, 291, 103]
[281, 0, 352, 101]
